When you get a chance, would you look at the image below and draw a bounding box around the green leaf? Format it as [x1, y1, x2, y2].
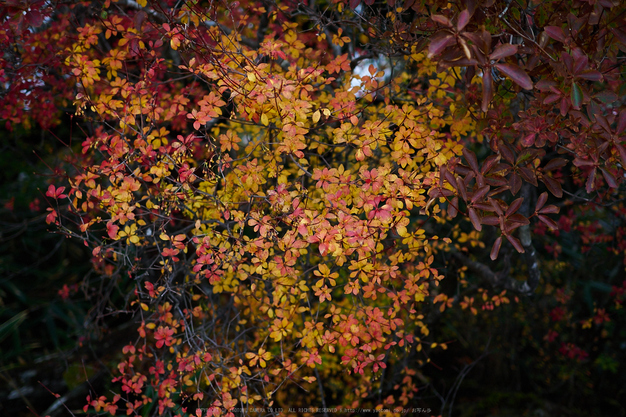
[594, 91, 618, 104]
[571, 81, 583, 109]
[0, 310, 27, 344]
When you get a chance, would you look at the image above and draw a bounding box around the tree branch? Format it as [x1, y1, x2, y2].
[519, 183, 540, 294]
[450, 250, 535, 296]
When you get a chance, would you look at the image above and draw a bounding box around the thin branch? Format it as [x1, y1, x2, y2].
[442, 339, 491, 417]
[450, 249, 535, 295]
[314, 367, 329, 417]
[519, 184, 541, 294]
[290, 154, 313, 176]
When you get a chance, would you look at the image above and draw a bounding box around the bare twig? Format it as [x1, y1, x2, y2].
[441, 339, 491, 417]
[450, 249, 536, 295]
[314, 367, 329, 417]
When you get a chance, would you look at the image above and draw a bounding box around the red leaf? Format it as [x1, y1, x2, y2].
[509, 173, 522, 195]
[610, 27, 626, 45]
[542, 176, 563, 198]
[474, 202, 496, 211]
[46, 184, 67, 199]
[543, 158, 567, 171]
[488, 185, 511, 195]
[617, 109, 626, 134]
[495, 63, 533, 90]
[107, 222, 119, 240]
[26, 10, 43, 27]
[134, 11, 148, 31]
[481, 154, 500, 174]
[576, 70, 602, 82]
[490, 236, 502, 260]
[465, 0, 477, 15]
[444, 168, 457, 187]
[438, 166, 447, 187]
[544, 26, 566, 43]
[506, 197, 524, 217]
[457, 9, 471, 31]
[595, 112, 611, 133]
[573, 157, 595, 167]
[585, 168, 596, 193]
[469, 208, 482, 231]
[518, 166, 538, 186]
[535, 192, 548, 212]
[465, 65, 476, 84]
[431, 14, 452, 27]
[490, 43, 518, 61]
[560, 97, 569, 117]
[499, 143, 516, 164]
[538, 214, 558, 230]
[476, 172, 486, 188]
[506, 235, 525, 253]
[456, 177, 468, 201]
[521, 133, 536, 148]
[471, 185, 490, 204]
[615, 144, 626, 168]
[600, 168, 617, 188]
[448, 197, 459, 218]
[572, 48, 588, 74]
[543, 94, 562, 105]
[462, 148, 479, 172]
[489, 198, 504, 216]
[536, 79, 557, 91]
[428, 33, 456, 58]
[538, 204, 559, 214]
[505, 214, 530, 230]
[454, 165, 471, 176]
[482, 215, 500, 226]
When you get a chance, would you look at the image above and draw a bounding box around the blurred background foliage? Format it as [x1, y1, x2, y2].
[422, 200, 626, 416]
[0, 120, 110, 417]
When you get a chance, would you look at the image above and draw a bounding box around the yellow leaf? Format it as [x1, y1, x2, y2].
[312, 110, 321, 124]
[140, 303, 149, 311]
[137, 0, 147, 6]
[261, 113, 269, 126]
[247, 72, 256, 83]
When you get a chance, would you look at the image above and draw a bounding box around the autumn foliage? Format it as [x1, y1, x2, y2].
[2, 0, 626, 415]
